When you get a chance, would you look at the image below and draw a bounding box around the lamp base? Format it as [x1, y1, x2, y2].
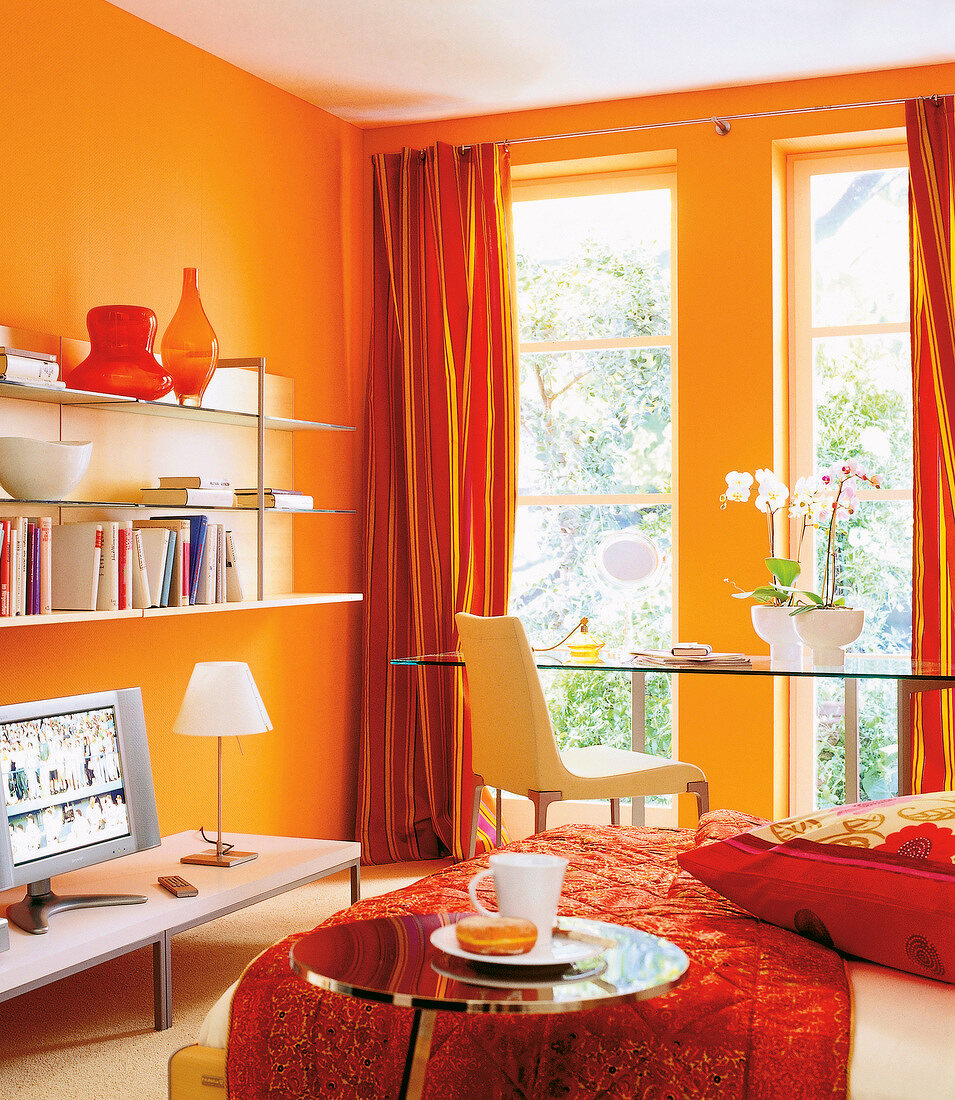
[180, 849, 258, 868]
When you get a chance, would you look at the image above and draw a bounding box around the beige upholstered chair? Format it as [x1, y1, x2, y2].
[456, 612, 709, 858]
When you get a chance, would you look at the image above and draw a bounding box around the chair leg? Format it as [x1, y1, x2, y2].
[467, 775, 485, 859]
[610, 798, 621, 825]
[529, 791, 562, 834]
[686, 780, 710, 817]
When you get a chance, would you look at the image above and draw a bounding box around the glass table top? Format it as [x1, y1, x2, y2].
[291, 912, 688, 1015]
[392, 649, 955, 681]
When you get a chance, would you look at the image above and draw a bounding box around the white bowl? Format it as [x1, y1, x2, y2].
[0, 437, 93, 500]
[792, 607, 865, 666]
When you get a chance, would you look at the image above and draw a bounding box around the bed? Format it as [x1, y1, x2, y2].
[169, 809, 955, 1099]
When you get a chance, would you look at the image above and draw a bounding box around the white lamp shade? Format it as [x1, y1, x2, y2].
[173, 662, 273, 739]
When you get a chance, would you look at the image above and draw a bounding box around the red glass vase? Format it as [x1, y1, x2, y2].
[161, 267, 218, 407]
[69, 305, 173, 400]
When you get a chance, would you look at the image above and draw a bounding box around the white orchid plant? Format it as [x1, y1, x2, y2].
[721, 460, 880, 613]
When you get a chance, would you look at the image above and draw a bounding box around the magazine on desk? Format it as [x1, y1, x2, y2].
[629, 649, 752, 668]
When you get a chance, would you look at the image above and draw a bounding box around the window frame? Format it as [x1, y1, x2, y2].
[510, 168, 679, 825]
[787, 145, 911, 811]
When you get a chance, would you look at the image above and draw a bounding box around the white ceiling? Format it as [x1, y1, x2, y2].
[108, 0, 955, 126]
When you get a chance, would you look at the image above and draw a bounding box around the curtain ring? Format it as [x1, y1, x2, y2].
[713, 118, 731, 136]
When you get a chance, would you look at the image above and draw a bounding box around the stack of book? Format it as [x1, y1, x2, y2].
[629, 647, 752, 668]
[0, 518, 53, 616]
[140, 475, 233, 509]
[0, 515, 244, 615]
[0, 347, 63, 389]
[233, 488, 313, 510]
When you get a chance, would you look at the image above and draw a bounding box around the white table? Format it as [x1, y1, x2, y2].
[0, 831, 361, 1030]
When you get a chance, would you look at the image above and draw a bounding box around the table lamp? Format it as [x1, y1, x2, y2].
[173, 661, 272, 867]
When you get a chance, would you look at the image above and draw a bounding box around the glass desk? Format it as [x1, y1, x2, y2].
[291, 912, 688, 1100]
[393, 650, 955, 817]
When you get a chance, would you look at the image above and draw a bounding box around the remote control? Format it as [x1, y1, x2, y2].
[158, 875, 198, 898]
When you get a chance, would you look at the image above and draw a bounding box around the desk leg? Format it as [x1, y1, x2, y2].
[350, 862, 361, 904]
[399, 1008, 436, 1100]
[844, 679, 859, 804]
[153, 930, 172, 1031]
[630, 672, 646, 826]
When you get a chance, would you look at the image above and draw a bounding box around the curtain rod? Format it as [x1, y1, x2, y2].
[504, 93, 936, 145]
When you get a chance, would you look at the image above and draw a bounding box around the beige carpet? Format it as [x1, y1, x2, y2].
[0, 858, 451, 1100]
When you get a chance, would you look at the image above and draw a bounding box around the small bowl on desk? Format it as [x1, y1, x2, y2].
[0, 437, 93, 500]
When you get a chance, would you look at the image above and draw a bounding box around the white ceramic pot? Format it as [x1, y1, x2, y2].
[0, 437, 93, 500]
[751, 604, 802, 665]
[792, 607, 865, 666]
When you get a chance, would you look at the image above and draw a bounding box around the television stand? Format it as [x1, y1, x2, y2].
[0, 832, 361, 1030]
[7, 877, 147, 935]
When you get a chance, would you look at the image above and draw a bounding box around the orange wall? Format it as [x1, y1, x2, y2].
[0, 1, 365, 841]
[363, 62, 955, 821]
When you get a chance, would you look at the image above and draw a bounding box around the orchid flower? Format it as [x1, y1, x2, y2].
[721, 470, 754, 504]
[722, 459, 882, 611]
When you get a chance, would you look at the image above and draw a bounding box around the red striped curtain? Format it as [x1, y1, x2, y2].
[357, 142, 519, 863]
[907, 96, 955, 792]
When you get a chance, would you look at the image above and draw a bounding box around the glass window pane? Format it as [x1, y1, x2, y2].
[510, 504, 672, 756]
[813, 681, 898, 809]
[813, 334, 912, 490]
[519, 348, 671, 494]
[811, 167, 909, 327]
[515, 189, 671, 342]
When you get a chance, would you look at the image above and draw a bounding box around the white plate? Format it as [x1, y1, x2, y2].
[429, 924, 598, 968]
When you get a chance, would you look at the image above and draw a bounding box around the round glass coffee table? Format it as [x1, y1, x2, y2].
[291, 910, 689, 1100]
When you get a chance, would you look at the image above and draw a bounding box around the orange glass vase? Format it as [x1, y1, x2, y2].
[69, 305, 173, 400]
[161, 267, 218, 407]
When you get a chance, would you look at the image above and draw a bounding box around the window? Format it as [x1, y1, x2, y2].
[789, 148, 912, 810]
[510, 171, 676, 773]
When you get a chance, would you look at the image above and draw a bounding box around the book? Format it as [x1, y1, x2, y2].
[194, 522, 217, 605]
[140, 487, 234, 508]
[16, 517, 26, 615]
[0, 519, 8, 616]
[117, 521, 133, 610]
[96, 521, 120, 612]
[50, 523, 103, 611]
[0, 346, 56, 362]
[0, 349, 59, 385]
[134, 519, 190, 607]
[7, 525, 17, 616]
[215, 524, 226, 603]
[130, 529, 151, 610]
[233, 490, 314, 510]
[629, 649, 752, 668]
[136, 527, 169, 609]
[186, 515, 208, 604]
[0, 375, 66, 390]
[39, 517, 52, 615]
[160, 530, 177, 607]
[157, 475, 231, 490]
[670, 643, 712, 656]
[224, 529, 243, 602]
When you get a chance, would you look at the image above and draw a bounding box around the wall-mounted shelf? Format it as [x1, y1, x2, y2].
[0, 593, 363, 628]
[1, 498, 356, 514]
[0, 354, 361, 617]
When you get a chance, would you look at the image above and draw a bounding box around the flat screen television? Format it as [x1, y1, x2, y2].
[0, 687, 160, 934]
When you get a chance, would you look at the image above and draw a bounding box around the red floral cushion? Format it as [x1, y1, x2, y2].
[678, 792, 955, 982]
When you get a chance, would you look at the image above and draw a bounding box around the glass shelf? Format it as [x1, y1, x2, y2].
[0, 592, 363, 628]
[0, 378, 353, 433]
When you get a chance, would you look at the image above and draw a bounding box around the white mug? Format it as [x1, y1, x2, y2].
[467, 852, 568, 949]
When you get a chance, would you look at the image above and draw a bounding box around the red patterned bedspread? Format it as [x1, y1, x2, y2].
[227, 811, 850, 1098]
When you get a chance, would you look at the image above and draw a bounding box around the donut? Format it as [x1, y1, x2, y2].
[455, 915, 538, 955]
